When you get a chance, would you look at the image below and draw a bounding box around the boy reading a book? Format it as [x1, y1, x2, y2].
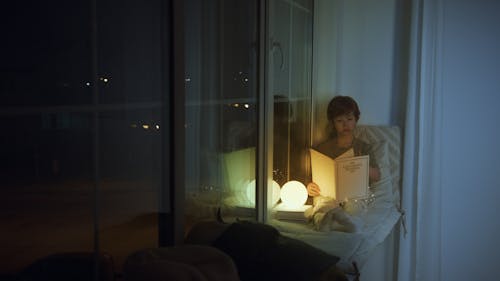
[307, 96, 380, 197]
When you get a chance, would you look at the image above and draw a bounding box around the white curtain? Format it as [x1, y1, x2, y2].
[397, 0, 443, 280]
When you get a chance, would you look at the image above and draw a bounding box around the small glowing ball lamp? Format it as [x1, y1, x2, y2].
[280, 180, 308, 209]
[245, 180, 281, 206]
[270, 180, 281, 205]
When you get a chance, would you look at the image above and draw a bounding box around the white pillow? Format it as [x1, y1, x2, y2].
[370, 141, 391, 182]
[368, 141, 394, 204]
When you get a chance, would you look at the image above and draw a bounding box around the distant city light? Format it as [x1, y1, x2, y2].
[130, 124, 137, 128]
[233, 103, 240, 108]
[244, 104, 249, 108]
[185, 78, 191, 82]
[244, 78, 248, 82]
[103, 78, 108, 83]
[155, 125, 160, 129]
[142, 124, 149, 129]
[85, 82, 91, 86]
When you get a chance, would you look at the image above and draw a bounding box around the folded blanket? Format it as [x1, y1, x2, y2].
[305, 197, 364, 233]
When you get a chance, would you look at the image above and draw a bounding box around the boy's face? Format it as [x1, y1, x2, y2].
[333, 112, 357, 137]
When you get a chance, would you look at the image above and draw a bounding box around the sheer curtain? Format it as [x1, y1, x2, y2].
[397, 0, 443, 280]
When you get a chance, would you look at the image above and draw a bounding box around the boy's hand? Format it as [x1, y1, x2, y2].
[307, 182, 321, 197]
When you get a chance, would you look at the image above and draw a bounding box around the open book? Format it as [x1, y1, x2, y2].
[310, 148, 369, 201]
[272, 203, 312, 222]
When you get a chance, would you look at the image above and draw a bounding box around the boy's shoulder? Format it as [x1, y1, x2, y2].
[314, 138, 336, 152]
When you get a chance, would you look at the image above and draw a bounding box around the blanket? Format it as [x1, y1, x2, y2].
[305, 197, 364, 233]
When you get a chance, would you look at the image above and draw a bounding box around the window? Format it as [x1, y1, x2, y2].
[0, 0, 171, 274]
[183, 0, 313, 227]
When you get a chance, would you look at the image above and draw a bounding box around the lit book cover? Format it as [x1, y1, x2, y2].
[310, 148, 369, 201]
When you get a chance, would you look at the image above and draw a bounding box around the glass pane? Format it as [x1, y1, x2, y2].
[289, 3, 313, 184]
[96, 0, 164, 104]
[294, 0, 313, 11]
[0, 0, 169, 276]
[97, 109, 161, 271]
[0, 113, 95, 273]
[269, 0, 313, 212]
[184, 0, 259, 227]
[271, 0, 291, 100]
[0, 1, 92, 107]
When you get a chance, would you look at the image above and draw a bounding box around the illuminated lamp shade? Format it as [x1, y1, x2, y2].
[270, 180, 281, 206]
[280, 181, 308, 209]
[246, 180, 281, 206]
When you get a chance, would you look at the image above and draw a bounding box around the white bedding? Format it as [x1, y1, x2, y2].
[270, 125, 403, 270]
[270, 199, 401, 270]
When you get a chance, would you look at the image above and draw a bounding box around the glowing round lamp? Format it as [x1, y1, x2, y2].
[246, 180, 281, 206]
[270, 180, 281, 205]
[280, 180, 308, 208]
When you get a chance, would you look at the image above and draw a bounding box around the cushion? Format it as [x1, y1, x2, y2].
[370, 141, 391, 181]
[367, 141, 395, 206]
[354, 125, 401, 207]
[18, 252, 115, 281]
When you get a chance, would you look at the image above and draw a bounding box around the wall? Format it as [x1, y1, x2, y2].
[312, 1, 402, 280]
[316, 0, 500, 280]
[328, 0, 500, 279]
[312, 0, 338, 144]
[312, 0, 404, 147]
[313, 0, 400, 133]
[336, 0, 397, 125]
[440, 0, 500, 279]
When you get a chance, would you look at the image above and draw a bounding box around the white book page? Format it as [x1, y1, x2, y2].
[335, 155, 369, 201]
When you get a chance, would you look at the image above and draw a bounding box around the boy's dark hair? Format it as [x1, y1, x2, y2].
[327, 95, 361, 122]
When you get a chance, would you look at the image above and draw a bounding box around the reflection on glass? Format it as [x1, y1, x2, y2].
[0, 1, 92, 107]
[96, 1, 164, 104]
[98, 110, 161, 270]
[184, 0, 313, 227]
[273, 95, 292, 186]
[184, 0, 259, 225]
[268, 0, 313, 219]
[0, 114, 95, 273]
[269, 0, 313, 211]
[0, 0, 165, 274]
